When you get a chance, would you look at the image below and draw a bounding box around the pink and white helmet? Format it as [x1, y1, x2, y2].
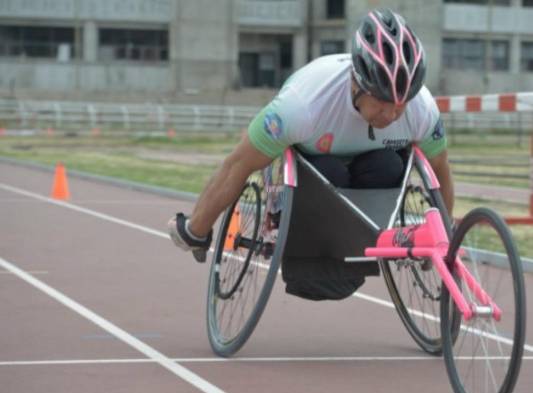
[352, 9, 426, 105]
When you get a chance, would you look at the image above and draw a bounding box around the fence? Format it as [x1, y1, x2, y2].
[436, 92, 533, 224]
[0, 99, 258, 135]
[1, 96, 533, 137]
[0, 93, 532, 222]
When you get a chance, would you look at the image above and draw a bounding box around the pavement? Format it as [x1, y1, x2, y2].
[0, 162, 532, 393]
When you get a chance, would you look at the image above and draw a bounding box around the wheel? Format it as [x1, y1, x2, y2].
[206, 157, 292, 356]
[380, 155, 458, 354]
[441, 208, 526, 393]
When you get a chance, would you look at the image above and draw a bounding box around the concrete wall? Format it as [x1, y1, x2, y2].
[0, 60, 171, 92]
[172, 0, 238, 91]
[0, 0, 175, 22]
[441, 2, 533, 94]
[0, 0, 238, 94]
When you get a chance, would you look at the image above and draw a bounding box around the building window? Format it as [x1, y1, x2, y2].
[0, 25, 78, 60]
[442, 38, 509, 71]
[443, 0, 511, 5]
[491, 40, 509, 71]
[326, 0, 345, 19]
[521, 42, 533, 71]
[239, 52, 276, 88]
[99, 28, 168, 62]
[320, 40, 345, 55]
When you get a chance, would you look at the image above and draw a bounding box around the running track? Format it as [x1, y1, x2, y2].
[1, 162, 532, 393]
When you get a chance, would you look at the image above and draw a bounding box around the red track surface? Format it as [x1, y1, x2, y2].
[1, 162, 532, 393]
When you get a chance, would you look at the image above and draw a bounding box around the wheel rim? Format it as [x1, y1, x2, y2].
[443, 209, 526, 393]
[207, 159, 287, 351]
[382, 183, 443, 350]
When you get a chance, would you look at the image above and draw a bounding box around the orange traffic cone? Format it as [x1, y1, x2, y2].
[51, 162, 70, 200]
[224, 207, 241, 251]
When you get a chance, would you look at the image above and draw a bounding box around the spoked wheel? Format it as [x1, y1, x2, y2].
[207, 158, 292, 357]
[441, 208, 526, 393]
[380, 157, 459, 355]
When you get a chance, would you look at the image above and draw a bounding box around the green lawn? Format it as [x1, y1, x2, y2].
[1, 132, 532, 259]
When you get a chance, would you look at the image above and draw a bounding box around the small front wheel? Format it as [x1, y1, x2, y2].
[441, 208, 526, 393]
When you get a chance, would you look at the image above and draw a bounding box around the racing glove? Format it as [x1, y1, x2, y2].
[167, 213, 212, 263]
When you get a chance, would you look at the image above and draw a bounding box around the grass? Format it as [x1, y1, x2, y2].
[1, 132, 532, 259]
[0, 134, 236, 193]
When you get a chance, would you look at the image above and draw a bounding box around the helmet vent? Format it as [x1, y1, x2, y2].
[402, 40, 412, 65]
[382, 42, 394, 65]
[363, 23, 375, 44]
[377, 68, 389, 89]
[396, 67, 408, 98]
[356, 55, 371, 81]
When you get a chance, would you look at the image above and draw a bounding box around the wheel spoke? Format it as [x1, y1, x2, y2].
[442, 208, 525, 393]
[207, 158, 287, 356]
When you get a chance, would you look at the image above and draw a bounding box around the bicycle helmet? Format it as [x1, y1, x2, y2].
[351, 8, 426, 105]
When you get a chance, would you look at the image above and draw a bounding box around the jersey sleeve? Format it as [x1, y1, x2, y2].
[411, 88, 447, 159]
[247, 87, 312, 159]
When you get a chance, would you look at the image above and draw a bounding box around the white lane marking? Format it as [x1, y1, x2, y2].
[1, 356, 532, 367]
[0, 256, 225, 393]
[0, 199, 177, 205]
[0, 183, 168, 240]
[1, 182, 532, 354]
[0, 270, 48, 275]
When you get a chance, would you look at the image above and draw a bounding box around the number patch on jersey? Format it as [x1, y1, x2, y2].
[264, 112, 284, 139]
[432, 117, 445, 140]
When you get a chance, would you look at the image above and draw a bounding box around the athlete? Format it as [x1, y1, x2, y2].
[168, 8, 454, 262]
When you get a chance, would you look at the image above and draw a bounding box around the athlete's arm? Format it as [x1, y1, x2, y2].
[187, 134, 273, 237]
[428, 149, 454, 217]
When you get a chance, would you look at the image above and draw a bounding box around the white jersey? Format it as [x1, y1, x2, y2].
[248, 54, 446, 159]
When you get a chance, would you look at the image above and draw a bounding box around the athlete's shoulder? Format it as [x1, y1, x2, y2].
[407, 86, 437, 111]
[405, 85, 440, 123]
[284, 54, 351, 88]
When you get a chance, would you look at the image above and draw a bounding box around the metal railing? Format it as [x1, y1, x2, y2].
[0, 99, 258, 134]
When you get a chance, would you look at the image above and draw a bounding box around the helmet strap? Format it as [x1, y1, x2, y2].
[352, 89, 366, 111]
[351, 72, 366, 111]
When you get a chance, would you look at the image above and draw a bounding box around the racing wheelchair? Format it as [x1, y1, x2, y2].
[206, 145, 526, 393]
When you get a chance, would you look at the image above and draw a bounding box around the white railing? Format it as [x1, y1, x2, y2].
[0, 99, 259, 134]
[1, 98, 532, 139]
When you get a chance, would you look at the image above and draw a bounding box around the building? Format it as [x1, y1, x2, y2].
[1, 0, 533, 101]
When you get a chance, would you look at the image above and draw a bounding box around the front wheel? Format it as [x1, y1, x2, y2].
[441, 208, 526, 393]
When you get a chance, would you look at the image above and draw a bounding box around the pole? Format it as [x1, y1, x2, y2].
[530, 131, 533, 217]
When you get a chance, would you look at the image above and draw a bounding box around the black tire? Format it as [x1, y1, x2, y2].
[206, 159, 292, 357]
[441, 208, 526, 393]
[380, 156, 457, 355]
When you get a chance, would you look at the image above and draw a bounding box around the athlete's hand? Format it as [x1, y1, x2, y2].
[167, 213, 212, 262]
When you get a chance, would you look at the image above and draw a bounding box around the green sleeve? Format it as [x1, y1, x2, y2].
[248, 106, 289, 159]
[247, 90, 310, 159]
[418, 117, 447, 159]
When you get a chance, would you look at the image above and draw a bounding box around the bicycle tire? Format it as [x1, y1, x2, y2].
[380, 156, 456, 355]
[441, 207, 526, 393]
[206, 160, 293, 357]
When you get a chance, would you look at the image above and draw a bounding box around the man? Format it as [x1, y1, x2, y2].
[168, 8, 454, 262]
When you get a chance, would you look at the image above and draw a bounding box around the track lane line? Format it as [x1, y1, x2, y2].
[0, 256, 225, 393]
[1, 182, 532, 355]
[2, 356, 532, 367]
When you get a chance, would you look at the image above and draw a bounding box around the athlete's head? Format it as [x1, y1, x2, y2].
[351, 8, 426, 106]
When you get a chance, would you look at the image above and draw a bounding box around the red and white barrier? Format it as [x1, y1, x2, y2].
[435, 92, 533, 113]
[436, 92, 533, 224]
